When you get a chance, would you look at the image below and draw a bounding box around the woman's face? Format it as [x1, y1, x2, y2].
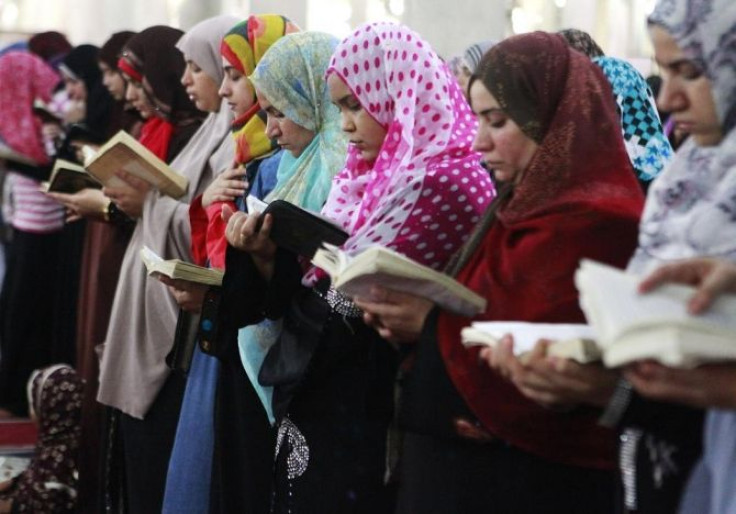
[256, 89, 315, 159]
[327, 73, 387, 165]
[218, 57, 256, 117]
[469, 80, 539, 184]
[64, 76, 86, 102]
[98, 62, 126, 100]
[125, 79, 156, 119]
[181, 60, 221, 113]
[649, 25, 722, 147]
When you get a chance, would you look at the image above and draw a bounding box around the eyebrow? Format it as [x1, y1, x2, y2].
[333, 93, 358, 106]
[655, 57, 699, 70]
[476, 107, 504, 117]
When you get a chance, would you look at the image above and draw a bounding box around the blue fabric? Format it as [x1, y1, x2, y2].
[162, 151, 282, 513]
[593, 56, 673, 182]
[679, 410, 736, 514]
[161, 347, 219, 514]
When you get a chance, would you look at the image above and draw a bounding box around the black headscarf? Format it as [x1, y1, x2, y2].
[99, 31, 136, 70]
[62, 44, 115, 141]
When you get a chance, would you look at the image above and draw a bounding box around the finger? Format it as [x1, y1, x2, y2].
[222, 203, 235, 222]
[689, 263, 736, 314]
[638, 260, 709, 293]
[259, 213, 273, 238]
[115, 170, 149, 191]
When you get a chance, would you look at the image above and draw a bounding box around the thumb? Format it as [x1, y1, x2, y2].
[221, 203, 234, 222]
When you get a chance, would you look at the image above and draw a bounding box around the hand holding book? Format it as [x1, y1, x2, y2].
[353, 287, 435, 344]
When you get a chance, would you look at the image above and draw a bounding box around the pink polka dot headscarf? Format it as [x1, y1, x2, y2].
[318, 22, 495, 275]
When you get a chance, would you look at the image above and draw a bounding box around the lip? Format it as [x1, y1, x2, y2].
[349, 141, 365, 148]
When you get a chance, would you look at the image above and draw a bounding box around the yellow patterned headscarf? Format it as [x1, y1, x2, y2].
[220, 14, 300, 164]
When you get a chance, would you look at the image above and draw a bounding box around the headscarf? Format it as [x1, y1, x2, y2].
[461, 40, 496, 74]
[241, 31, 348, 423]
[593, 56, 673, 183]
[474, 32, 642, 224]
[220, 14, 300, 164]
[437, 32, 643, 469]
[0, 365, 83, 513]
[0, 51, 59, 163]
[0, 41, 28, 56]
[628, 0, 736, 272]
[177, 15, 238, 89]
[558, 28, 605, 58]
[322, 22, 494, 272]
[119, 26, 203, 161]
[98, 31, 136, 70]
[251, 32, 346, 211]
[61, 44, 115, 140]
[27, 31, 72, 69]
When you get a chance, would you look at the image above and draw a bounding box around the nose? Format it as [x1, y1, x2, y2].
[181, 68, 192, 87]
[340, 112, 355, 133]
[265, 115, 280, 138]
[657, 76, 686, 114]
[125, 82, 136, 102]
[218, 77, 229, 98]
[471, 125, 492, 153]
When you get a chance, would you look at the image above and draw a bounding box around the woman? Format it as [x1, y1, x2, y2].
[164, 16, 299, 514]
[203, 29, 347, 514]
[223, 21, 493, 513]
[357, 32, 643, 512]
[0, 365, 84, 514]
[0, 51, 64, 417]
[614, 1, 736, 512]
[94, 24, 229, 513]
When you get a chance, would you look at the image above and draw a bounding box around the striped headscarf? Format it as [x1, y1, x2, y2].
[220, 14, 300, 164]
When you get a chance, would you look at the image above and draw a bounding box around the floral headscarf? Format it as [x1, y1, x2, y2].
[0, 51, 59, 163]
[558, 28, 605, 58]
[220, 14, 300, 164]
[0, 365, 84, 513]
[593, 56, 673, 183]
[251, 32, 346, 211]
[322, 22, 494, 272]
[628, 0, 736, 272]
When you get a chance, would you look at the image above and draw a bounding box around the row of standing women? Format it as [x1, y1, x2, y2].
[0, 0, 733, 512]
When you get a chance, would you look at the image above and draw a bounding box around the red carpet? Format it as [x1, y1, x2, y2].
[0, 418, 37, 455]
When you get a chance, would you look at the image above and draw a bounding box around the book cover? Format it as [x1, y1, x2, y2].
[312, 244, 487, 316]
[84, 130, 188, 199]
[42, 158, 101, 194]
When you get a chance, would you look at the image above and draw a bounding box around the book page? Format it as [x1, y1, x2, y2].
[576, 260, 736, 345]
[467, 321, 595, 355]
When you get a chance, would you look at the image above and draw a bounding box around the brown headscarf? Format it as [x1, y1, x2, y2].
[473, 31, 638, 225]
[98, 30, 136, 70]
[558, 28, 605, 58]
[0, 365, 84, 513]
[119, 26, 201, 125]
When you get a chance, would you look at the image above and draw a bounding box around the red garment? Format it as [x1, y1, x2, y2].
[437, 33, 645, 470]
[189, 195, 235, 269]
[138, 117, 174, 161]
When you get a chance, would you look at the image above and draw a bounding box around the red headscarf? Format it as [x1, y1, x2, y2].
[437, 32, 644, 469]
[0, 52, 59, 163]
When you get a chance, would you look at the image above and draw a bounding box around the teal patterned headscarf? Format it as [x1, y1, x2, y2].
[239, 32, 346, 424]
[250, 31, 346, 212]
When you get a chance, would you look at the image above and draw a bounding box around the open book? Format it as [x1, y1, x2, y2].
[312, 244, 487, 316]
[246, 196, 349, 257]
[575, 259, 736, 368]
[41, 158, 101, 193]
[83, 130, 188, 198]
[0, 456, 30, 482]
[140, 246, 223, 286]
[461, 321, 601, 364]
